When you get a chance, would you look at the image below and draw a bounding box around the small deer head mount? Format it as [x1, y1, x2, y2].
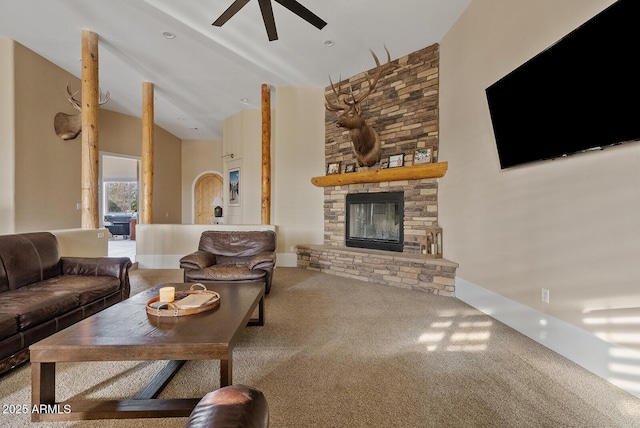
[54, 81, 110, 140]
[325, 47, 397, 167]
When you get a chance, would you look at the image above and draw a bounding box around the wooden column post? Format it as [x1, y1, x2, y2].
[261, 84, 271, 225]
[140, 81, 154, 224]
[81, 30, 100, 229]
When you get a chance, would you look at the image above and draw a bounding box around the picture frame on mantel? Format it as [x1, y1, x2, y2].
[327, 162, 341, 175]
[345, 163, 356, 173]
[389, 154, 404, 168]
[414, 148, 433, 165]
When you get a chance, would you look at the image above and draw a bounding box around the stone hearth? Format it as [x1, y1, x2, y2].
[297, 245, 457, 296]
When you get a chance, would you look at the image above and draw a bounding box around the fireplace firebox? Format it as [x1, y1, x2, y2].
[345, 192, 404, 252]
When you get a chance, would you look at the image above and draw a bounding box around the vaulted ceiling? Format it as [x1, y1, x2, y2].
[0, 0, 471, 140]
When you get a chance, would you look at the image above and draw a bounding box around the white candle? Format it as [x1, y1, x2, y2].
[159, 286, 175, 303]
[431, 243, 436, 254]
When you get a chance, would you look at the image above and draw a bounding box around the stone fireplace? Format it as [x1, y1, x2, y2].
[296, 43, 458, 296]
[297, 174, 458, 296]
[326, 179, 437, 254]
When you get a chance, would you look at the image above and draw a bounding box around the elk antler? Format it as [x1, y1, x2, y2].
[99, 88, 111, 105]
[325, 46, 395, 112]
[324, 75, 351, 112]
[66, 81, 111, 111]
[66, 82, 81, 111]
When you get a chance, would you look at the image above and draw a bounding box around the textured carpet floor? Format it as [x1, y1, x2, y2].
[1, 267, 639, 427]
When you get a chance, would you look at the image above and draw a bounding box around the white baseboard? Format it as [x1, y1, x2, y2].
[456, 277, 640, 399]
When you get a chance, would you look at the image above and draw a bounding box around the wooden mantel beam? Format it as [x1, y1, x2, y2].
[311, 162, 448, 187]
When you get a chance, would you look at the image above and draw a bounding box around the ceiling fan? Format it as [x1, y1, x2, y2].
[212, 0, 327, 41]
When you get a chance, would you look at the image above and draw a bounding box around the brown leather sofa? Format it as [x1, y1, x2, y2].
[183, 384, 268, 428]
[180, 231, 277, 294]
[0, 232, 132, 375]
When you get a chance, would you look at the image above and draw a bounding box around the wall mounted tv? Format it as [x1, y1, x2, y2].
[486, 0, 640, 169]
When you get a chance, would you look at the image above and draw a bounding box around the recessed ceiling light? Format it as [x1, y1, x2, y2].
[162, 32, 176, 39]
[240, 98, 249, 103]
[324, 40, 335, 47]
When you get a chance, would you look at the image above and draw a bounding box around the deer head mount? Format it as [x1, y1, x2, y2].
[325, 47, 397, 167]
[53, 81, 110, 140]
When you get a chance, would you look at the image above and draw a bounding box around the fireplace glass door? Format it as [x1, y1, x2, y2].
[345, 192, 404, 252]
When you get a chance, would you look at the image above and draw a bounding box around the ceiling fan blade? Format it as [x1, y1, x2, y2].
[274, 0, 327, 29]
[258, 0, 279, 41]
[212, 0, 250, 26]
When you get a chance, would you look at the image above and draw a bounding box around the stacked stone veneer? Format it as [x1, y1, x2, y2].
[324, 43, 440, 172]
[297, 43, 458, 296]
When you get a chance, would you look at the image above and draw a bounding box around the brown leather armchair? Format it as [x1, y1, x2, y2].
[180, 230, 277, 294]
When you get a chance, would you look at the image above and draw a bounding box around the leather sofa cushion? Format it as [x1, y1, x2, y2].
[26, 276, 121, 306]
[0, 333, 25, 361]
[0, 288, 79, 331]
[198, 231, 276, 258]
[180, 251, 217, 270]
[215, 255, 253, 266]
[185, 265, 266, 282]
[61, 256, 132, 279]
[0, 261, 7, 294]
[0, 313, 19, 341]
[0, 232, 60, 291]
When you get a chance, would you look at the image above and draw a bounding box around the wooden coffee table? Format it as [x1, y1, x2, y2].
[30, 281, 265, 422]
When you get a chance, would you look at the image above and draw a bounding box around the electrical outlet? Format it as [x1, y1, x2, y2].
[97, 232, 105, 238]
[541, 288, 550, 304]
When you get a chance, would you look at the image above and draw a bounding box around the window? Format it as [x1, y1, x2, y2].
[104, 181, 138, 214]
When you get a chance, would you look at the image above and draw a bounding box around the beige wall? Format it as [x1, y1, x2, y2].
[181, 139, 223, 223]
[0, 40, 15, 234]
[222, 109, 267, 225]
[1, 39, 323, 261]
[273, 87, 325, 260]
[13, 41, 82, 232]
[439, 0, 640, 348]
[220, 88, 325, 262]
[0, 41, 182, 233]
[100, 110, 182, 225]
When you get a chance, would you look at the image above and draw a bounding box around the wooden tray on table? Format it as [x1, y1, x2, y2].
[146, 283, 220, 317]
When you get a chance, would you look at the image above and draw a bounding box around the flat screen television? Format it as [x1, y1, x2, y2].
[485, 0, 640, 169]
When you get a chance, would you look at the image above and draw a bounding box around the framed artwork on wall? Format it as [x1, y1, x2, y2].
[229, 168, 240, 207]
